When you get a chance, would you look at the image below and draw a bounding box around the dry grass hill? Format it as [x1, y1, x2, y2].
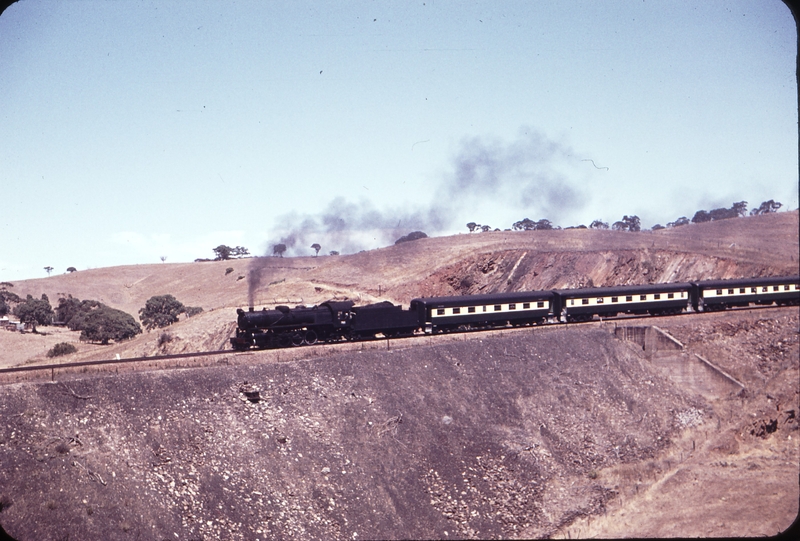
[3, 211, 797, 366]
[0, 210, 798, 540]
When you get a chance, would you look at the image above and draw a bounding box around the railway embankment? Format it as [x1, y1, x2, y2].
[0, 325, 706, 540]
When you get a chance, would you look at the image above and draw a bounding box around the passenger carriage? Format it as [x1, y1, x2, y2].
[410, 291, 555, 333]
[555, 282, 693, 322]
[694, 275, 800, 311]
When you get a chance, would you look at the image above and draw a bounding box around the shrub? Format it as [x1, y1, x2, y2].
[47, 342, 78, 357]
[394, 231, 428, 244]
[157, 332, 174, 347]
[225, 267, 234, 275]
[185, 306, 204, 318]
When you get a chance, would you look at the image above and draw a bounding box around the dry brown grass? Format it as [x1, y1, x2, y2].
[2, 210, 797, 370]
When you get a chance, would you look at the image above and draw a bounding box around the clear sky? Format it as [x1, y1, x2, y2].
[1, 0, 797, 280]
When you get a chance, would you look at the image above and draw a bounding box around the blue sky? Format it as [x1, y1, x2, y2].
[1, 0, 797, 280]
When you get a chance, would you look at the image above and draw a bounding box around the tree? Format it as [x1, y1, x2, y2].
[329, 251, 340, 256]
[213, 245, 233, 260]
[651, 224, 665, 230]
[0, 287, 20, 317]
[590, 220, 609, 230]
[395, 231, 428, 244]
[55, 295, 90, 326]
[139, 294, 186, 330]
[533, 219, 554, 230]
[13, 294, 54, 328]
[273, 244, 287, 257]
[480, 225, 491, 232]
[732, 201, 748, 217]
[160, 256, 167, 263]
[466, 222, 478, 233]
[66, 267, 77, 273]
[311, 243, 321, 256]
[44, 266, 53, 276]
[667, 216, 689, 228]
[708, 207, 737, 221]
[621, 215, 641, 232]
[512, 218, 536, 231]
[230, 246, 250, 258]
[56, 295, 141, 343]
[751, 200, 782, 215]
[77, 307, 142, 344]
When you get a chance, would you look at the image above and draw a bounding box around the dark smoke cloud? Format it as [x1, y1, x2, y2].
[247, 127, 587, 305]
[432, 128, 585, 220]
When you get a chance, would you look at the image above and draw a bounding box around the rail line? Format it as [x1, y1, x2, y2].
[1, 303, 792, 379]
[0, 349, 233, 376]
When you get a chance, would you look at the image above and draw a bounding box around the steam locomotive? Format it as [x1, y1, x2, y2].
[230, 275, 800, 350]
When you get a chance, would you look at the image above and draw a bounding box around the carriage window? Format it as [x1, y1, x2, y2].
[437, 309, 445, 315]
[452, 308, 461, 314]
[626, 296, 633, 302]
[751, 287, 757, 293]
[595, 298, 603, 304]
[728, 289, 734, 295]
[509, 304, 516, 310]
[773, 286, 779, 291]
[570, 299, 575, 306]
[611, 297, 618, 303]
[494, 305, 502, 311]
[468, 307, 476, 313]
[522, 303, 530, 309]
[654, 294, 661, 300]
[640, 294, 647, 301]
[762, 287, 768, 292]
[785, 285, 791, 291]
[739, 288, 745, 294]
[668, 293, 674, 299]
[581, 298, 589, 305]
[537, 301, 544, 308]
[716, 289, 723, 295]
[483, 306, 487, 312]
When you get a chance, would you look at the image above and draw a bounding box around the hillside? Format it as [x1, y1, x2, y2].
[0, 210, 797, 540]
[2, 211, 797, 368]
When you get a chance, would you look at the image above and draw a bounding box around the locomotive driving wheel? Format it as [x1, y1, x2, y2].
[304, 330, 318, 345]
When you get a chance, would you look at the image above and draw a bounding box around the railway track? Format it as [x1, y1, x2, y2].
[1, 303, 792, 380]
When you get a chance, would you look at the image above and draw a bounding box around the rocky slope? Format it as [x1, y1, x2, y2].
[0, 326, 708, 540]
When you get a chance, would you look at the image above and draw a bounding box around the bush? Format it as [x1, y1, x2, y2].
[157, 332, 174, 347]
[47, 342, 78, 357]
[139, 295, 186, 330]
[185, 306, 204, 318]
[394, 231, 428, 244]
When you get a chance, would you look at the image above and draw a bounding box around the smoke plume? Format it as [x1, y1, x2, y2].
[247, 127, 588, 305]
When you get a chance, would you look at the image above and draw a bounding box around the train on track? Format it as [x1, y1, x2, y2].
[230, 275, 800, 350]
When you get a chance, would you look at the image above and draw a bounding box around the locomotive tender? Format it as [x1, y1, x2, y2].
[231, 275, 800, 350]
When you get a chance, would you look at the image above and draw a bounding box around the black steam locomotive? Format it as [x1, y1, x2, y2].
[230, 275, 800, 350]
